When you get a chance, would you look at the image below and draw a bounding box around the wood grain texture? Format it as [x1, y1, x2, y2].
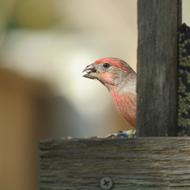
[137, 0, 181, 136]
[40, 138, 190, 190]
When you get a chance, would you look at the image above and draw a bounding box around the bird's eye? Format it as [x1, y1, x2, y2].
[103, 63, 111, 69]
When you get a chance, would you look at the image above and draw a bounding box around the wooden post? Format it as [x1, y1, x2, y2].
[137, 0, 182, 136]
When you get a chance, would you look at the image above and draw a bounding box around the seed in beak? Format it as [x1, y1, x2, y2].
[82, 64, 97, 79]
[82, 64, 96, 74]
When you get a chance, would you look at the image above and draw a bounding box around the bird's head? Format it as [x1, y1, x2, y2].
[83, 57, 134, 90]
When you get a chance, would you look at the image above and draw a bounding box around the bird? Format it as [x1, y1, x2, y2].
[83, 57, 136, 133]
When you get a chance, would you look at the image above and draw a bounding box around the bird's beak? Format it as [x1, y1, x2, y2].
[82, 64, 98, 79]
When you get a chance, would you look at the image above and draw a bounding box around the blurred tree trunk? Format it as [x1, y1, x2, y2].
[0, 68, 51, 190]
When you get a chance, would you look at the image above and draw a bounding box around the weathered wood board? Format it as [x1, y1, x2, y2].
[137, 0, 181, 136]
[40, 138, 190, 190]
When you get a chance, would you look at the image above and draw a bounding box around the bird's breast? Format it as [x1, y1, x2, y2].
[110, 91, 136, 127]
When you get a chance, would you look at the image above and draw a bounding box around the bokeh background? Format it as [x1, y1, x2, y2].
[0, 0, 138, 138]
[1, 0, 189, 138]
[0, 0, 189, 189]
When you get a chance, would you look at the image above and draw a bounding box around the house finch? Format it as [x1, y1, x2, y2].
[83, 57, 136, 131]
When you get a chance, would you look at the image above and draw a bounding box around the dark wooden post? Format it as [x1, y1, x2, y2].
[137, 0, 182, 136]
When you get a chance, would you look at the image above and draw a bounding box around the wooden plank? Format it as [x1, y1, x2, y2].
[40, 138, 190, 190]
[137, 0, 182, 136]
